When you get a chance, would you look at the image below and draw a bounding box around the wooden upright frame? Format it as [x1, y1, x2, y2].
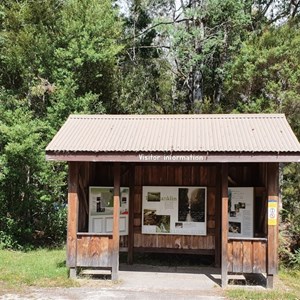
[67, 162, 79, 278]
[266, 163, 279, 288]
[112, 162, 120, 280]
[221, 163, 228, 287]
[65, 161, 282, 288]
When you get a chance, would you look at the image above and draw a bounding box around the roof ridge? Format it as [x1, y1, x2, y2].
[69, 113, 285, 119]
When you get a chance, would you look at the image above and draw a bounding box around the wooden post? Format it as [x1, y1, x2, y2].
[215, 164, 221, 268]
[67, 162, 79, 278]
[221, 163, 228, 287]
[112, 162, 120, 281]
[266, 163, 279, 289]
[128, 164, 135, 265]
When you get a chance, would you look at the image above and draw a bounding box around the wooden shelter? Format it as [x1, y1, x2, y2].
[46, 114, 300, 287]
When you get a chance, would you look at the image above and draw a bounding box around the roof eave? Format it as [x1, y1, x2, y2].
[45, 151, 300, 163]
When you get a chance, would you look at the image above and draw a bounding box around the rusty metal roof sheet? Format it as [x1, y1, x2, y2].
[46, 114, 300, 155]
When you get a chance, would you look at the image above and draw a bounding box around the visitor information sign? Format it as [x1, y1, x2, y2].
[228, 187, 254, 238]
[268, 199, 277, 226]
[142, 186, 207, 236]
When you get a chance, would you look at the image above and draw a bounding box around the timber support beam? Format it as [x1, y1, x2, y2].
[266, 163, 279, 288]
[67, 162, 79, 278]
[221, 163, 228, 287]
[112, 162, 121, 281]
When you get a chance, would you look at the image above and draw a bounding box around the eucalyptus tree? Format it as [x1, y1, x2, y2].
[223, 21, 300, 266]
[116, 0, 177, 114]
[118, 0, 300, 112]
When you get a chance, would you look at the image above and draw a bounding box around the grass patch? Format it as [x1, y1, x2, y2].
[0, 248, 75, 288]
[226, 269, 300, 300]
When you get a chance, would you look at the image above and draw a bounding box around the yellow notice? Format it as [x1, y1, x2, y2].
[268, 200, 277, 226]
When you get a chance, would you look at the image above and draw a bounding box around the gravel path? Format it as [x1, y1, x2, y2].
[0, 265, 228, 300]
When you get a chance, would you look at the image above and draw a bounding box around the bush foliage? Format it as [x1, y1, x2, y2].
[0, 0, 299, 268]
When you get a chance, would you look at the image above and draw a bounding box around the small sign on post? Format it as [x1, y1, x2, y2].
[268, 199, 277, 226]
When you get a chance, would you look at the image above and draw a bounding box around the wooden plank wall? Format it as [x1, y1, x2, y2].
[228, 163, 267, 237]
[83, 162, 217, 252]
[76, 234, 113, 267]
[133, 164, 217, 251]
[77, 162, 130, 247]
[77, 162, 271, 255]
[225, 163, 272, 278]
[77, 162, 90, 232]
[228, 163, 261, 187]
[227, 239, 267, 273]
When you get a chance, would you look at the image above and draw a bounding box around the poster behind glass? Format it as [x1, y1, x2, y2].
[228, 187, 254, 238]
[142, 186, 207, 236]
[89, 186, 129, 235]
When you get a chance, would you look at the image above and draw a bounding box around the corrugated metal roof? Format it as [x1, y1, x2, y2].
[46, 114, 300, 153]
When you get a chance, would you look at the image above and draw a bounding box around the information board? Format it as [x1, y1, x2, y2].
[228, 187, 254, 238]
[89, 186, 129, 235]
[268, 199, 278, 226]
[142, 186, 207, 236]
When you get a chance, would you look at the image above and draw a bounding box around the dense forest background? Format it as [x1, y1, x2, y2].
[0, 0, 299, 267]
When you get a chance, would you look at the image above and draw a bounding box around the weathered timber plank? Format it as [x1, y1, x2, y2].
[160, 165, 167, 185]
[77, 163, 89, 232]
[89, 162, 96, 186]
[175, 166, 183, 185]
[208, 219, 215, 230]
[166, 165, 175, 185]
[134, 233, 141, 248]
[112, 163, 120, 281]
[232, 241, 243, 273]
[133, 234, 215, 250]
[207, 187, 216, 218]
[182, 165, 192, 185]
[227, 241, 233, 272]
[76, 235, 113, 267]
[208, 235, 215, 249]
[207, 228, 215, 235]
[209, 165, 217, 187]
[133, 193, 141, 215]
[134, 218, 141, 227]
[67, 162, 79, 268]
[215, 164, 221, 268]
[135, 165, 142, 186]
[194, 165, 201, 185]
[221, 163, 228, 287]
[190, 165, 195, 185]
[203, 235, 208, 249]
[253, 241, 267, 273]
[134, 247, 215, 255]
[242, 241, 253, 273]
[267, 163, 279, 276]
[166, 234, 173, 248]
[200, 165, 209, 186]
[183, 235, 188, 249]
[128, 164, 135, 264]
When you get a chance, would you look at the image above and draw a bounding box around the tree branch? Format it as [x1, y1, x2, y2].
[132, 45, 171, 49]
[122, 18, 193, 42]
[261, 0, 274, 16]
[291, 0, 300, 17]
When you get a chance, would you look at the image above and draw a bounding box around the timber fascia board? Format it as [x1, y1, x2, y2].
[46, 151, 300, 163]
